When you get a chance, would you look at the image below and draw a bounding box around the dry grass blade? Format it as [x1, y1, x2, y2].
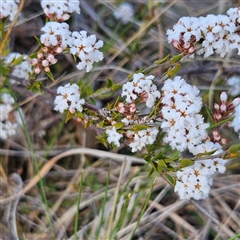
[0, 148, 145, 205]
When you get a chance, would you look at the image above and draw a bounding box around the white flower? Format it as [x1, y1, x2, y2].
[122, 73, 160, 108]
[106, 127, 123, 147]
[0, 93, 23, 140]
[40, 22, 71, 49]
[127, 127, 159, 152]
[113, 2, 134, 24]
[166, 8, 240, 58]
[4, 52, 32, 83]
[54, 83, 85, 113]
[41, 0, 80, 21]
[189, 141, 223, 156]
[160, 76, 209, 152]
[69, 31, 104, 72]
[174, 157, 226, 200]
[230, 104, 240, 138]
[0, 0, 19, 21]
[227, 75, 240, 97]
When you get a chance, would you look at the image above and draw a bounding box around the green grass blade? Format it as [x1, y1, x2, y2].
[129, 177, 156, 240]
[74, 169, 84, 240]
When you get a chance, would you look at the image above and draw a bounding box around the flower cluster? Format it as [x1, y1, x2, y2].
[113, 2, 134, 25]
[4, 52, 32, 83]
[160, 76, 209, 152]
[34, 11, 104, 74]
[54, 83, 85, 114]
[174, 142, 226, 200]
[106, 127, 123, 147]
[0, 93, 23, 140]
[122, 73, 161, 108]
[41, 0, 80, 22]
[30, 22, 72, 74]
[166, 8, 240, 58]
[126, 126, 159, 152]
[0, 0, 19, 21]
[40, 22, 70, 50]
[69, 31, 104, 72]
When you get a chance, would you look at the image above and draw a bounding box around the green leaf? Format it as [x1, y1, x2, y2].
[87, 85, 94, 95]
[164, 173, 176, 186]
[197, 150, 217, 157]
[206, 116, 234, 130]
[106, 78, 113, 88]
[150, 151, 164, 162]
[205, 104, 214, 124]
[76, 111, 84, 119]
[158, 160, 167, 168]
[130, 124, 150, 131]
[154, 54, 171, 64]
[13, 55, 24, 65]
[111, 84, 122, 91]
[167, 63, 181, 77]
[180, 158, 194, 168]
[113, 122, 124, 130]
[65, 111, 74, 123]
[33, 35, 43, 46]
[170, 53, 183, 64]
[97, 120, 105, 128]
[147, 167, 155, 177]
[27, 81, 43, 92]
[88, 97, 96, 105]
[45, 71, 55, 81]
[228, 144, 240, 154]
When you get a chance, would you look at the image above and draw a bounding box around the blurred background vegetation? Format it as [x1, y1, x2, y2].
[0, 0, 240, 239]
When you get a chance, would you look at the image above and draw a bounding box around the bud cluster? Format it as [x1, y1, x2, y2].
[30, 49, 59, 74]
[211, 92, 240, 144]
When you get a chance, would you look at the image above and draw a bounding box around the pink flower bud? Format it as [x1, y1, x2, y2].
[61, 13, 70, 21]
[44, 66, 50, 73]
[140, 91, 148, 102]
[47, 54, 54, 61]
[110, 120, 116, 125]
[213, 113, 222, 121]
[30, 58, 38, 66]
[214, 103, 220, 111]
[47, 54, 58, 64]
[34, 66, 41, 74]
[42, 60, 49, 67]
[228, 97, 240, 111]
[37, 52, 43, 59]
[172, 40, 180, 49]
[220, 92, 227, 102]
[184, 42, 190, 48]
[232, 97, 240, 107]
[55, 47, 63, 53]
[220, 104, 227, 114]
[221, 138, 228, 145]
[118, 102, 125, 113]
[130, 103, 136, 113]
[188, 46, 195, 54]
[42, 47, 49, 53]
[213, 130, 221, 141]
